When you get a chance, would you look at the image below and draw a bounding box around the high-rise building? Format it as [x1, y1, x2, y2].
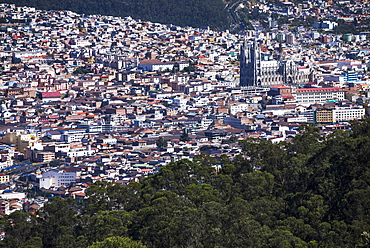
[240, 40, 314, 87]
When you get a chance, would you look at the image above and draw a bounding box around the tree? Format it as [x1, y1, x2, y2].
[73, 66, 91, 75]
[155, 137, 167, 149]
[287, 125, 323, 155]
[88, 236, 146, 248]
[5, 119, 370, 247]
[357, 231, 370, 248]
[78, 210, 132, 244]
[84, 181, 115, 214]
[0, 211, 39, 248]
[180, 129, 190, 142]
[49, 159, 62, 167]
[37, 197, 77, 247]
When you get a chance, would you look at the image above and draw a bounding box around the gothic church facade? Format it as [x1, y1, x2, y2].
[240, 40, 313, 87]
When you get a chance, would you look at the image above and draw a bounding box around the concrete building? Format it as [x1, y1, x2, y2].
[315, 107, 365, 123]
[333, 107, 365, 122]
[294, 87, 346, 106]
[39, 169, 77, 189]
[0, 174, 9, 184]
[315, 109, 334, 123]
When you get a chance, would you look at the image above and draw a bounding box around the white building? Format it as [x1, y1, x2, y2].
[200, 118, 213, 129]
[173, 98, 188, 109]
[66, 146, 95, 158]
[313, 21, 338, 31]
[230, 103, 250, 115]
[0, 191, 26, 200]
[286, 116, 309, 123]
[39, 169, 77, 189]
[60, 133, 85, 143]
[294, 87, 346, 106]
[54, 143, 70, 153]
[332, 107, 365, 122]
[139, 60, 189, 72]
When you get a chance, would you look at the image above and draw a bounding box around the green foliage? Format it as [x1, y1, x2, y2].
[4, 120, 370, 247]
[37, 196, 78, 247]
[0, 211, 39, 248]
[88, 236, 146, 248]
[334, 19, 358, 35]
[49, 159, 63, 167]
[179, 129, 190, 142]
[77, 210, 132, 243]
[2, 0, 230, 29]
[155, 137, 167, 149]
[73, 66, 91, 75]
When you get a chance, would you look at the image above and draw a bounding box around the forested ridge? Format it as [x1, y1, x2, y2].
[2, 119, 370, 247]
[0, 0, 230, 29]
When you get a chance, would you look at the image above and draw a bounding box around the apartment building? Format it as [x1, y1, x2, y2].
[295, 87, 346, 106]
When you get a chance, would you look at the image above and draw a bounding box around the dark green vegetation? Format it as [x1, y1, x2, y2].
[3, 119, 370, 247]
[0, 0, 230, 29]
[73, 66, 91, 75]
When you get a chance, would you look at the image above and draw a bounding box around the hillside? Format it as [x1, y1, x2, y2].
[0, 0, 230, 29]
[2, 119, 370, 247]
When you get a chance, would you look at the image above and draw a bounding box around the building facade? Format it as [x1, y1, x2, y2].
[240, 40, 313, 87]
[332, 107, 365, 122]
[315, 109, 334, 123]
[315, 107, 365, 123]
[0, 174, 9, 184]
[294, 87, 346, 106]
[39, 169, 77, 189]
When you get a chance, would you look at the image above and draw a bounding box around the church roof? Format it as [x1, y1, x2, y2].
[271, 85, 290, 89]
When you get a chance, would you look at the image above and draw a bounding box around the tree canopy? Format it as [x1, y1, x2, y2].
[2, 118, 370, 247]
[1, 0, 230, 29]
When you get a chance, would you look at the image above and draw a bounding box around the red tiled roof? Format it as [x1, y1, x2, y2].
[271, 85, 290, 89]
[74, 192, 86, 196]
[41, 92, 61, 98]
[296, 87, 343, 92]
[139, 59, 164, 65]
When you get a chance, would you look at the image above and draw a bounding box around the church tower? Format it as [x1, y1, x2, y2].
[240, 39, 312, 87]
[240, 40, 262, 87]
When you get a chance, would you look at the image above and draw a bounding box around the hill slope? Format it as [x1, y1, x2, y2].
[0, 0, 230, 29]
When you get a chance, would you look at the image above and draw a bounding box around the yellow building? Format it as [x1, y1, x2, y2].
[2, 133, 32, 152]
[315, 109, 333, 123]
[0, 174, 10, 184]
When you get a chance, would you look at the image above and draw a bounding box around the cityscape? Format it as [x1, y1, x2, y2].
[0, 1, 369, 247]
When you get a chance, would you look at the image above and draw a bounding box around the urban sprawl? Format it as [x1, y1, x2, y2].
[0, 2, 369, 215]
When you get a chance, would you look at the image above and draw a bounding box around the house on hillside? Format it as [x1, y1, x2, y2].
[139, 60, 189, 72]
[38, 91, 61, 103]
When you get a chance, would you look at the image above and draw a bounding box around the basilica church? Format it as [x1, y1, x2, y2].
[240, 40, 314, 87]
